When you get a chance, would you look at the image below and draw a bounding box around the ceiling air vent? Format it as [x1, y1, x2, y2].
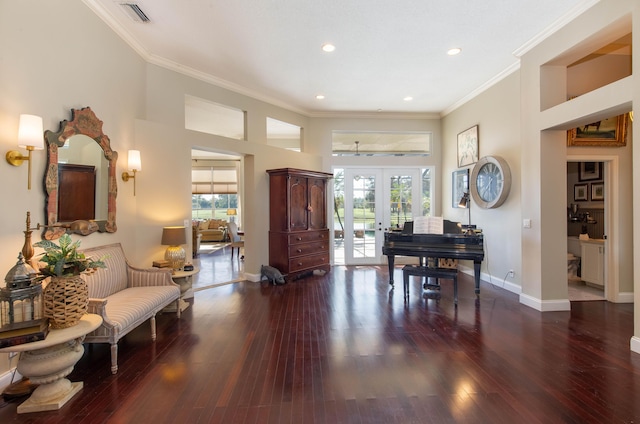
[120, 3, 150, 23]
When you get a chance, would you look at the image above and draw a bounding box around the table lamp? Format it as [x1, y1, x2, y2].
[458, 192, 474, 235]
[161, 226, 187, 270]
[227, 208, 237, 222]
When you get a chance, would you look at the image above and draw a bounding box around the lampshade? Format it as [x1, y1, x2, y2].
[161, 226, 186, 246]
[18, 114, 44, 150]
[127, 150, 142, 171]
[226, 209, 237, 216]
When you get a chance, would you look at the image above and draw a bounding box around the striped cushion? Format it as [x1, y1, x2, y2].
[103, 286, 178, 333]
[82, 244, 129, 298]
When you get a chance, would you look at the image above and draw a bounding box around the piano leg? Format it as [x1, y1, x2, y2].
[473, 260, 481, 295]
[387, 255, 395, 285]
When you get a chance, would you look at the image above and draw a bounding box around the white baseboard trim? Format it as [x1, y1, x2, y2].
[246, 272, 260, 282]
[630, 336, 640, 355]
[614, 292, 634, 303]
[458, 266, 521, 295]
[519, 293, 571, 311]
[0, 367, 22, 393]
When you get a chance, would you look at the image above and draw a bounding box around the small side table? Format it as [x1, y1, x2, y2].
[164, 267, 200, 312]
[0, 314, 103, 413]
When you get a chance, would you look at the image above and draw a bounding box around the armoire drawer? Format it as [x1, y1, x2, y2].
[288, 253, 329, 272]
[289, 240, 329, 258]
[288, 230, 328, 245]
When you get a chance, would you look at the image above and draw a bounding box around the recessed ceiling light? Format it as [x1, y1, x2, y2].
[322, 43, 335, 52]
[404, 96, 413, 101]
[447, 47, 462, 56]
[316, 94, 325, 100]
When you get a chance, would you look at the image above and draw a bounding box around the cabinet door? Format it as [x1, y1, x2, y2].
[308, 177, 327, 230]
[58, 164, 96, 221]
[289, 176, 308, 230]
[581, 243, 604, 286]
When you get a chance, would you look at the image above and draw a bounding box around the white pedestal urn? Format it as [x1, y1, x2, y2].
[16, 336, 85, 411]
[0, 314, 103, 413]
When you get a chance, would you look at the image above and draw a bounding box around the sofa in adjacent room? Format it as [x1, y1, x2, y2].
[196, 219, 228, 242]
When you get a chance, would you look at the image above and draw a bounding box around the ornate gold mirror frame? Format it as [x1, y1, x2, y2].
[43, 107, 118, 239]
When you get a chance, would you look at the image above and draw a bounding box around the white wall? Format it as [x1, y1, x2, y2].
[441, 72, 523, 293]
[0, 0, 147, 377]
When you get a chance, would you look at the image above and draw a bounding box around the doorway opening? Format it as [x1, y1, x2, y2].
[566, 160, 607, 301]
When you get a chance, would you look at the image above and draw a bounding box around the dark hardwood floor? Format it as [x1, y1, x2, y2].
[1, 245, 639, 423]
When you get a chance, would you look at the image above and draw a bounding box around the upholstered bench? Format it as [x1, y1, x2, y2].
[402, 265, 459, 305]
[80, 243, 181, 374]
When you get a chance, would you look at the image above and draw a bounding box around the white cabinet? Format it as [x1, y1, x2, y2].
[581, 241, 604, 287]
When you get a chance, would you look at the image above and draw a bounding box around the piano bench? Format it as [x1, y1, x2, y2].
[402, 265, 458, 305]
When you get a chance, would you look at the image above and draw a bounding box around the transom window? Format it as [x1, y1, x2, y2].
[332, 131, 432, 156]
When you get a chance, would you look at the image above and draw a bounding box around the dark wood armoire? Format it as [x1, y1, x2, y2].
[267, 168, 333, 280]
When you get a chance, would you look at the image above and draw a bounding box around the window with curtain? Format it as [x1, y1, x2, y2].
[192, 165, 238, 220]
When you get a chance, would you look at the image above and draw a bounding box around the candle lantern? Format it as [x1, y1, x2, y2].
[0, 252, 45, 332]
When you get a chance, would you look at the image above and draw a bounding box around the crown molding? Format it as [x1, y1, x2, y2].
[441, 61, 521, 117]
[513, 0, 600, 58]
[306, 111, 440, 120]
[82, 0, 151, 60]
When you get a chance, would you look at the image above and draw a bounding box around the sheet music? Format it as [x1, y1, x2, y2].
[412, 216, 443, 234]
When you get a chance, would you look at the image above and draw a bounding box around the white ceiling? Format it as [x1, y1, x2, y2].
[86, 0, 596, 116]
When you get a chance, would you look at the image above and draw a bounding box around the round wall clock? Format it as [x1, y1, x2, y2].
[470, 155, 512, 209]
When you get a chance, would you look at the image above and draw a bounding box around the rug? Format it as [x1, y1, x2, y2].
[198, 242, 228, 255]
[568, 280, 605, 301]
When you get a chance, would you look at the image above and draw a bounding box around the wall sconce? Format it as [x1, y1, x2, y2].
[458, 192, 474, 235]
[5, 114, 44, 190]
[121, 150, 142, 195]
[161, 226, 187, 271]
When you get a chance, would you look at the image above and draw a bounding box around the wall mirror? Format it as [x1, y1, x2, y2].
[43, 107, 118, 239]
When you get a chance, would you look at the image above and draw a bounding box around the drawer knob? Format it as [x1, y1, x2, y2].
[297, 249, 302, 253]
[296, 237, 302, 241]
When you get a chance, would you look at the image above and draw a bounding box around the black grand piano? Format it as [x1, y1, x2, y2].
[382, 221, 485, 295]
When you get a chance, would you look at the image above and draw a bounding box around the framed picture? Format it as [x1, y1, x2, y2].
[457, 125, 479, 167]
[452, 169, 469, 208]
[574, 184, 588, 201]
[578, 162, 602, 181]
[567, 113, 628, 147]
[591, 183, 604, 201]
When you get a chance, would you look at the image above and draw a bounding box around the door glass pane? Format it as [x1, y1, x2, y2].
[422, 168, 432, 216]
[333, 169, 345, 264]
[353, 175, 377, 259]
[388, 174, 413, 229]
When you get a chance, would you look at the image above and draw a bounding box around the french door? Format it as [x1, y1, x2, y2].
[335, 168, 423, 265]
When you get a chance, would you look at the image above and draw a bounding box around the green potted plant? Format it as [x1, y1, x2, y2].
[34, 234, 106, 277]
[34, 234, 107, 328]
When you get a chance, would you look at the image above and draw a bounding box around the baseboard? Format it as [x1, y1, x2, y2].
[0, 367, 22, 393]
[630, 336, 640, 355]
[614, 292, 634, 303]
[458, 266, 521, 295]
[246, 272, 260, 282]
[519, 293, 571, 311]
